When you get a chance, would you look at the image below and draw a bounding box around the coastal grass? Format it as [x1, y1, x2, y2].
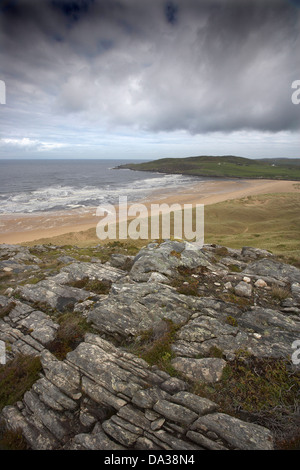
[117, 155, 300, 180]
[204, 192, 300, 264]
[23, 192, 300, 266]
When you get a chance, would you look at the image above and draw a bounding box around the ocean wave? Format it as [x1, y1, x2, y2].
[0, 173, 198, 214]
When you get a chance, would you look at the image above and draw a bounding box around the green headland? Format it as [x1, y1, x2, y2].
[116, 155, 300, 180]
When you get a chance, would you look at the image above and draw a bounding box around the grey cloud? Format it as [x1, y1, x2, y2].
[1, 0, 299, 140]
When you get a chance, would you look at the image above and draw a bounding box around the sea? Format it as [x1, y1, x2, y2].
[0, 159, 202, 215]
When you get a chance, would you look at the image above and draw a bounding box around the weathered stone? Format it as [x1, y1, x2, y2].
[110, 254, 134, 270]
[135, 436, 162, 450]
[234, 281, 253, 298]
[151, 418, 165, 431]
[1, 405, 58, 450]
[71, 427, 125, 450]
[19, 310, 59, 345]
[33, 377, 78, 411]
[2, 241, 295, 451]
[41, 350, 81, 400]
[171, 357, 227, 383]
[147, 272, 170, 284]
[88, 281, 195, 338]
[23, 390, 71, 442]
[15, 280, 91, 311]
[241, 246, 273, 260]
[192, 413, 274, 450]
[171, 392, 218, 415]
[153, 399, 198, 426]
[82, 376, 127, 410]
[102, 417, 140, 447]
[160, 377, 188, 394]
[255, 278, 268, 288]
[132, 387, 170, 409]
[149, 429, 202, 450]
[186, 430, 227, 450]
[117, 404, 151, 430]
[243, 258, 300, 284]
[130, 240, 213, 282]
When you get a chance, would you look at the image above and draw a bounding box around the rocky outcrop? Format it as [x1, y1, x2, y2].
[1, 240, 300, 450]
[1, 334, 274, 450]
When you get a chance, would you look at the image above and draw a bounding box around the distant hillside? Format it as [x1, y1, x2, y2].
[115, 155, 300, 180]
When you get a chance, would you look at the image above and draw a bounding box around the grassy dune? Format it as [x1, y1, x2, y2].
[23, 192, 300, 265]
[205, 193, 300, 264]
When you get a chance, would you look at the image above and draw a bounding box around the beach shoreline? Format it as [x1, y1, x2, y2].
[0, 178, 298, 245]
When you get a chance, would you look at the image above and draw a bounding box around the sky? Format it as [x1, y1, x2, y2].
[0, 0, 299, 160]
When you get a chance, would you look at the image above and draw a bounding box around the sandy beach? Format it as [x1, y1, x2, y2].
[0, 178, 298, 245]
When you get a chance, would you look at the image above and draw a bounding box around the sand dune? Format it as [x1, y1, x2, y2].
[0, 178, 298, 245]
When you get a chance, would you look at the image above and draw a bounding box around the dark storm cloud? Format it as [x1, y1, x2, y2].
[0, 0, 299, 138]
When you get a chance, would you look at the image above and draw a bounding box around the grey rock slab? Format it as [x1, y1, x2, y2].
[66, 341, 147, 393]
[234, 281, 253, 298]
[1, 405, 58, 450]
[130, 240, 213, 282]
[23, 390, 71, 442]
[15, 280, 91, 311]
[81, 376, 128, 410]
[241, 246, 273, 260]
[0, 259, 40, 274]
[147, 272, 171, 284]
[170, 392, 218, 415]
[132, 386, 170, 409]
[239, 307, 300, 335]
[32, 377, 78, 411]
[171, 357, 227, 383]
[153, 399, 198, 426]
[18, 310, 59, 345]
[176, 315, 236, 344]
[102, 417, 140, 447]
[186, 430, 227, 450]
[71, 428, 125, 450]
[243, 258, 300, 284]
[117, 404, 151, 431]
[192, 412, 274, 450]
[110, 253, 134, 270]
[88, 282, 194, 338]
[135, 436, 162, 450]
[149, 429, 202, 450]
[41, 350, 81, 400]
[160, 377, 188, 394]
[60, 262, 125, 283]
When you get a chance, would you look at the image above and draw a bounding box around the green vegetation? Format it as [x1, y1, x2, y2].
[204, 193, 300, 264]
[225, 315, 238, 327]
[0, 300, 16, 319]
[0, 354, 42, 411]
[116, 155, 300, 180]
[47, 312, 95, 360]
[68, 277, 112, 295]
[193, 353, 300, 448]
[270, 286, 291, 301]
[129, 319, 181, 375]
[0, 428, 28, 450]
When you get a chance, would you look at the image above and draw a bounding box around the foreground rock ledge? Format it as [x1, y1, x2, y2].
[1, 334, 274, 450]
[1, 240, 300, 450]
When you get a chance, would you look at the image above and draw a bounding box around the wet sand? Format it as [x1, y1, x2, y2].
[0, 178, 298, 245]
